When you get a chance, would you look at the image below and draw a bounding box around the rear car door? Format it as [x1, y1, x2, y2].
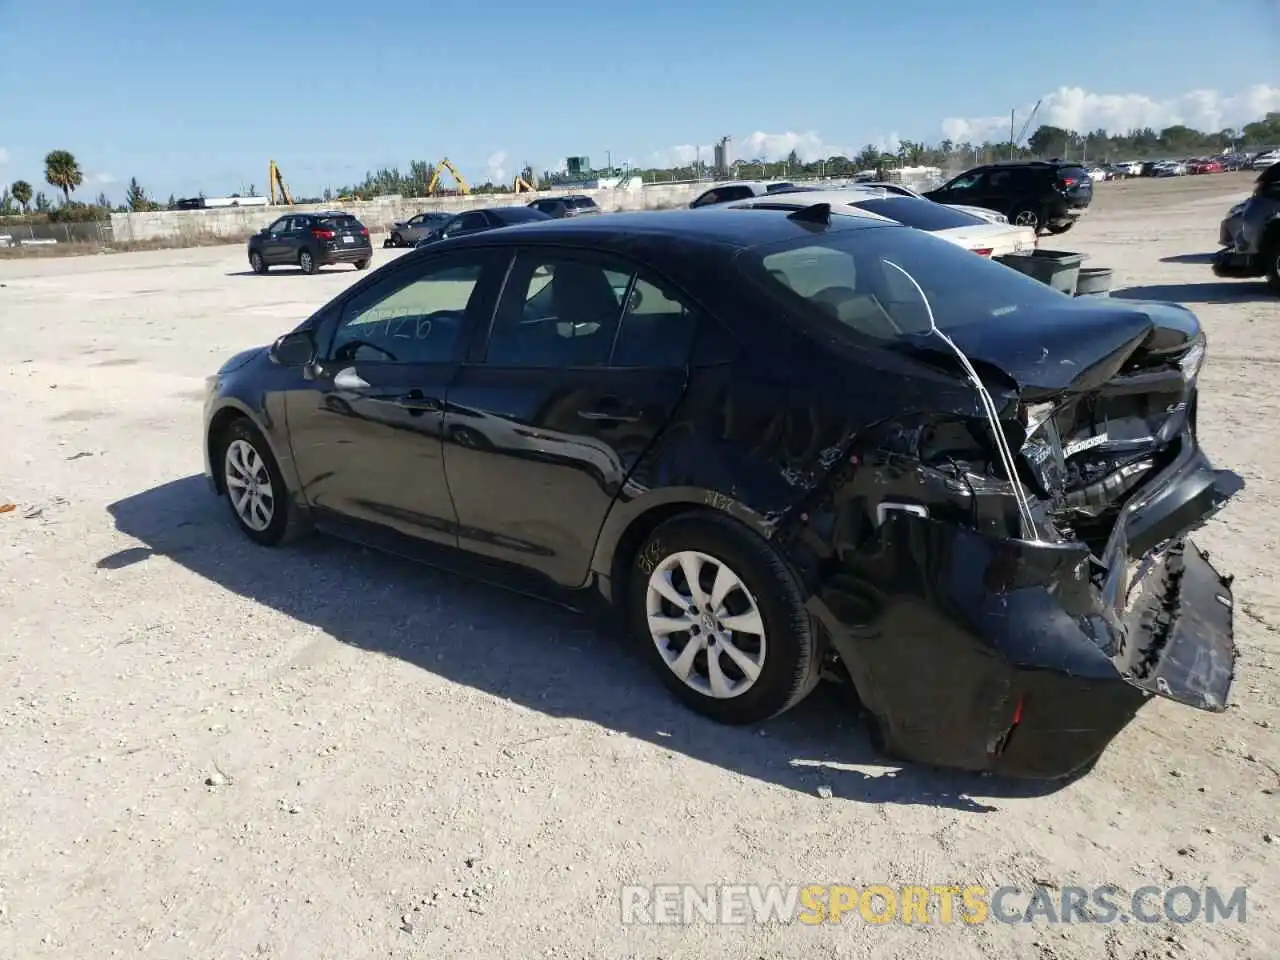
[283, 248, 509, 547]
[444, 248, 699, 586]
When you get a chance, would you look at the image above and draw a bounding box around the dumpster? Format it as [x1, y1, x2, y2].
[1074, 267, 1114, 297]
[994, 249, 1085, 295]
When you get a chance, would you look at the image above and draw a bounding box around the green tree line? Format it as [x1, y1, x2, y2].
[5, 112, 1277, 218]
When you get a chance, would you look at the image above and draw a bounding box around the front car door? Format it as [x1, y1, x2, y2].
[931, 170, 986, 208]
[444, 247, 698, 586]
[283, 248, 509, 548]
[261, 216, 295, 264]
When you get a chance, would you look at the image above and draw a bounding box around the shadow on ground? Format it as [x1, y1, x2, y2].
[1114, 281, 1269, 304]
[224, 269, 355, 278]
[1158, 253, 1217, 265]
[104, 475, 1079, 813]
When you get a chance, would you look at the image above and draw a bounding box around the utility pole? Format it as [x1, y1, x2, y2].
[606, 149, 612, 172]
[1009, 109, 1016, 160]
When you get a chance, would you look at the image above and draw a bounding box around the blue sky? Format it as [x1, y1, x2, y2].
[1, 0, 1277, 201]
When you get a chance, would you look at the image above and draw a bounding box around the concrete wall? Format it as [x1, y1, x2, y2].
[109, 183, 708, 244]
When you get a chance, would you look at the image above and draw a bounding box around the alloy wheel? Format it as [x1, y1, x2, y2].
[224, 438, 275, 531]
[644, 549, 767, 699]
[299, 251, 314, 273]
[250, 252, 264, 273]
[1013, 209, 1039, 228]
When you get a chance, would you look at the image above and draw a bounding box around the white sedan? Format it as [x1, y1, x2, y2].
[726, 188, 1037, 257]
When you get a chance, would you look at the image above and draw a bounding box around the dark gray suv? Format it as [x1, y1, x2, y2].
[526, 195, 601, 218]
[247, 212, 372, 274]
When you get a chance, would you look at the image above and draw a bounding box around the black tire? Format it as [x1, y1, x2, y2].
[391, 232, 404, 247]
[354, 259, 370, 270]
[1045, 221, 1073, 236]
[215, 418, 306, 547]
[249, 250, 268, 274]
[1264, 234, 1280, 295]
[298, 248, 319, 274]
[628, 511, 823, 725]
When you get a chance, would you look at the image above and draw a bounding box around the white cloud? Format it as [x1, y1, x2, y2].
[941, 83, 1280, 143]
[485, 150, 508, 185]
[90, 172, 116, 185]
[0, 148, 10, 165]
[653, 131, 854, 168]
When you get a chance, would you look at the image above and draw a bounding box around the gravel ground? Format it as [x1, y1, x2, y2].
[2, 174, 1278, 960]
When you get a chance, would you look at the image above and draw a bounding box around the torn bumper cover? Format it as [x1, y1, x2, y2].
[808, 442, 1242, 780]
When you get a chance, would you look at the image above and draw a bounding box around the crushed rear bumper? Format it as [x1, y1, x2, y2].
[806, 440, 1242, 779]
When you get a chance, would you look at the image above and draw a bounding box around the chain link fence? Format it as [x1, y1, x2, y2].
[0, 219, 114, 247]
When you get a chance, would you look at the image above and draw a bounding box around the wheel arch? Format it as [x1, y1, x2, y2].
[590, 487, 776, 609]
[205, 401, 292, 497]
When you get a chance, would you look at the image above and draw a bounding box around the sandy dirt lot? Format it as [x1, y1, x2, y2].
[2, 175, 1278, 960]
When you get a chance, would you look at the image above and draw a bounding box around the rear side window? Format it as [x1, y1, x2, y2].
[848, 197, 984, 231]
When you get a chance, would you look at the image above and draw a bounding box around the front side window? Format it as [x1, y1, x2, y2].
[691, 189, 720, 208]
[486, 253, 629, 368]
[944, 172, 984, 191]
[329, 252, 500, 364]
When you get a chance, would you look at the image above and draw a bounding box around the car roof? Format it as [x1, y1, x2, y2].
[728, 189, 905, 220]
[426, 207, 898, 252]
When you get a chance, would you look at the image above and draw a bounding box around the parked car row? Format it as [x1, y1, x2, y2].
[212, 199, 1241, 781]
[690, 160, 1093, 236]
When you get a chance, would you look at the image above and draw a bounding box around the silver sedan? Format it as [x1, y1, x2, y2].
[386, 212, 453, 247]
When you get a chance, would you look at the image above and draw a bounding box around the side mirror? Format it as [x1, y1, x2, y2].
[270, 330, 316, 367]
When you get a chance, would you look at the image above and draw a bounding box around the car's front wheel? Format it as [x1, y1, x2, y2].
[391, 232, 404, 247]
[629, 512, 822, 725]
[218, 419, 299, 546]
[249, 250, 268, 274]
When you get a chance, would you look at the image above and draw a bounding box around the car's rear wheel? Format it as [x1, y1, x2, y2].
[629, 512, 822, 725]
[217, 419, 299, 547]
[249, 250, 268, 274]
[354, 259, 370, 270]
[299, 249, 318, 274]
[1011, 206, 1042, 231]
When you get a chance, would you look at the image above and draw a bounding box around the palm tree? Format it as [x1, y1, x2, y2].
[11, 180, 32, 212]
[44, 150, 83, 205]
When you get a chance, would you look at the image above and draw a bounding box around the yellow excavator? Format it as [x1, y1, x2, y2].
[427, 158, 470, 196]
[513, 174, 536, 193]
[268, 160, 294, 205]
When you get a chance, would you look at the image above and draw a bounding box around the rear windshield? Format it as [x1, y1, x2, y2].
[494, 207, 552, 222]
[740, 226, 1066, 344]
[1059, 166, 1090, 182]
[567, 197, 597, 208]
[847, 196, 983, 231]
[320, 215, 363, 229]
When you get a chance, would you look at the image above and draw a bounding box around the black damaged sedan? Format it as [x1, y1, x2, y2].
[203, 205, 1241, 779]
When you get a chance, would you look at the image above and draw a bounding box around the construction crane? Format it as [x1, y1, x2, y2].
[268, 160, 294, 205]
[426, 158, 470, 197]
